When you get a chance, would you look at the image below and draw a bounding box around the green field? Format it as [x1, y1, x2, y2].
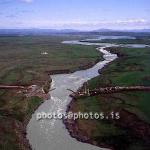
[0, 35, 101, 85]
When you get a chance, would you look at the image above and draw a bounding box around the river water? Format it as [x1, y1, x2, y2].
[26, 39, 149, 150]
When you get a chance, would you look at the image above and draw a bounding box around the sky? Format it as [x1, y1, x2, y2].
[0, 0, 150, 30]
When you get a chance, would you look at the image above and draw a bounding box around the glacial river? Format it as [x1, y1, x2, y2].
[26, 39, 149, 150]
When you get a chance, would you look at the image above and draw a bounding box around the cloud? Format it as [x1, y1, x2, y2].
[21, 0, 33, 3]
[0, 0, 33, 4]
[40, 19, 148, 28]
[0, 0, 12, 5]
[115, 19, 147, 24]
[21, 10, 34, 13]
[5, 14, 17, 18]
[0, 18, 149, 30]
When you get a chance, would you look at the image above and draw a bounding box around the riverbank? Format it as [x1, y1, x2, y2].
[63, 46, 118, 150]
[22, 56, 102, 149]
[0, 73, 51, 150]
[45, 57, 103, 75]
[64, 46, 150, 150]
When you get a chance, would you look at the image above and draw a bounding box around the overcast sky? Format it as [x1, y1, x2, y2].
[0, 0, 150, 30]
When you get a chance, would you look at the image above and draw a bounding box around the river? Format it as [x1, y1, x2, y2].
[26, 39, 149, 150]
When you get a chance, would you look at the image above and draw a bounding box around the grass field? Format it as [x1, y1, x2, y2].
[0, 35, 101, 85]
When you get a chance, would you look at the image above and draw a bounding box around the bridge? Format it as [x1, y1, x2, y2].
[67, 86, 150, 99]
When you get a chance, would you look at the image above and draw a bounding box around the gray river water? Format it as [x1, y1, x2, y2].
[27, 39, 149, 150]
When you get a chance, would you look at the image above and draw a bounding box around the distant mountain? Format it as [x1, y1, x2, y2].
[0, 29, 81, 36]
[128, 29, 150, 32]
[92, 29, 114, 32]
[0, 28, 150, 36]
[58, 29, 80, 33]
[92, 29, 150, 33]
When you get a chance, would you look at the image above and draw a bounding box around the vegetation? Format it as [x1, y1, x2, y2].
[1, 33, 150, 150]
[0, 35, 101, 85]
